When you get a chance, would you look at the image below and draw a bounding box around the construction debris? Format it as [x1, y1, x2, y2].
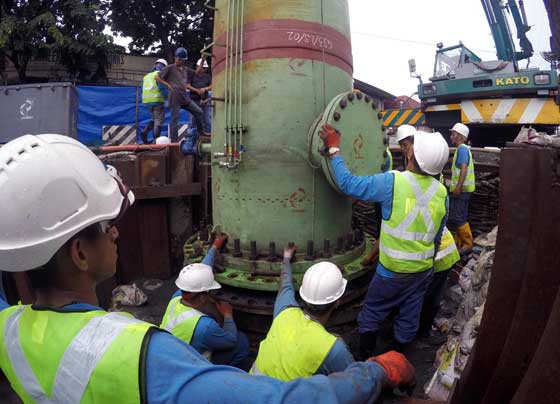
[110, 283, 148, 309]
[425, 226, 497, 401]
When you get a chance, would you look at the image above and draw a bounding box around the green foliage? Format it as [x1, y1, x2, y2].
[110, 0, 214, 64]
[0, 0, 123, 83]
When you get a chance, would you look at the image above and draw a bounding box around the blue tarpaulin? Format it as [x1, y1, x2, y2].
[77, 85, 194, 146]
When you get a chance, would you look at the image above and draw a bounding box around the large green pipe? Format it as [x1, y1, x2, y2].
[210, 0, 380, 290]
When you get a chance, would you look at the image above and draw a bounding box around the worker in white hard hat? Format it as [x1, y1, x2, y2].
[1, 134, 416, 404]
[250, 243, 415, 387]
[160, 234, 251, 369]
[140, 58, 169, 144]
[448, 122, 475, 252]
[320, 124, 449, 358]
[155, 135, 171, 145]
[187, 56, 212, 134]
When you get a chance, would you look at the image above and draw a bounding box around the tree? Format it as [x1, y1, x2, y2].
[0, 0, 122, 83]
[110, 0, 214, 64]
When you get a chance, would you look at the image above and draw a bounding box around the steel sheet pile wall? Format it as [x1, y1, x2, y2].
[447, 146, 560, 404]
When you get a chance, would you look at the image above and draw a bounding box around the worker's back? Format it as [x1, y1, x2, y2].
[251, 307, 336, 381]
[0, 305, 153, 404]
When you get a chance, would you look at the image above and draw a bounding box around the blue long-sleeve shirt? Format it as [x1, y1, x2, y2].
[331, 155, 448, 277]
[274, 257, 356, 375]
[171, 247, 239, 353]
[0, 302, 388, 403]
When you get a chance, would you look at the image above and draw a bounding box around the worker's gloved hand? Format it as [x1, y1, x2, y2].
[369, 351, 416, 389]
[283, 244, 297, 260]
[213, 233, 228, 250]
[216, 301, 233, 318]
[319, 124, 341, 149]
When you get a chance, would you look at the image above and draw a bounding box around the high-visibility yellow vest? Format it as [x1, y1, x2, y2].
[160, 296, 204, 344]
[385, 148, 393, 172]
[379, 171, 447, 273]
[434, 227, 460, 272]
[250, 307, 336, 381]
[450, 144, 475, 193]
[142, 71, 165, 104]
[0, 305, 153, 404]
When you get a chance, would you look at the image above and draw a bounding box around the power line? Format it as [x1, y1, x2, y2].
[351, 31, 496, 55]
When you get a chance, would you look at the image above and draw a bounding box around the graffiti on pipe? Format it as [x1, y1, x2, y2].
[289, 187, 307, 213]
[288, 58, 307, 76]
[286, 31, 334, 50]
[353, 133, 365, 160]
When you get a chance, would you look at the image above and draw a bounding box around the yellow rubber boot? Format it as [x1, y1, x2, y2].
[458, 223, 473, 251]
[452, 230, 463, 251]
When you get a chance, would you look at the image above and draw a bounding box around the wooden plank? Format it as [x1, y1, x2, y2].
[116, 205, 144, 284]
[139, 201, 171, 279]
[132, 183, 201, 200]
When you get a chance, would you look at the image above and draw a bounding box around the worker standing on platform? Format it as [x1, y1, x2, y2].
[187, 57, 212, 134]
[417, 226, 460, 340]
[449, 123, 475, 252]
[320, 125, 449, 358]
[0, 134, 415, 404]
[140, 58, 168, 144]
[160, 235, 251, 369]
[156, 47, 209, 142]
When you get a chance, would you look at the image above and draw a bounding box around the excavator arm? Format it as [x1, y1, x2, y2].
[480, 0, 534, 68]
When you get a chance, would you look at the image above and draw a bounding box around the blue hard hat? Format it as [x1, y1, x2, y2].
[175, 47, 188, 60]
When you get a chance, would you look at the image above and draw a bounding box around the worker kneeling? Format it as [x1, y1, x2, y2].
[161, 236, 251, 369]
[252, 245, 413, 384]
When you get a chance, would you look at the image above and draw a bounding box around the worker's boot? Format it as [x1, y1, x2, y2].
[458, 223, 473, 252]
[452, 230, 463, 251]
[358, 331, 378, 360]
[140, 122, 154, 144]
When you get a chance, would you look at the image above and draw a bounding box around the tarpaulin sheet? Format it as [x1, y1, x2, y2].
[77, 85, 191, 145]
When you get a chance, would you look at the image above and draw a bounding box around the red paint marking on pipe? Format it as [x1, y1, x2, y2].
[213, 19, 353, 76]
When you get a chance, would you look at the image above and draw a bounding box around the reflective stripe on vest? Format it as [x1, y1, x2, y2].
[160, 297, 204, 344]
[385, 148, 393, 172]
[142, 71, 164, 104]
[251, 308, 336, 381]
[450, 144, 476, 192]
[379, 171, 447, 273]
[3, 307, 143, 404]
[434, 228, 460, 272]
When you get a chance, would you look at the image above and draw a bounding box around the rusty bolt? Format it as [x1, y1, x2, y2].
[333, 112, 341, 121]
[339, 99, 348, 109]
[364, 96, 371, 103]
[233, 239, 242, 257]
[250, 241, 258, 261]
[348, 93, 355, 101]
[305, 240, 315, 261]
[323, 239, 332, 258]
[377, 112, 383, 119]
[356, 92, 363, 100]
[335, 236, 345, 254]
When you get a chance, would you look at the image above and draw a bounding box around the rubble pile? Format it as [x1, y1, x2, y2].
[425, 226, 498, 401]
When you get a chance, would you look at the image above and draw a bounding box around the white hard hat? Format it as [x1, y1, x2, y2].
[299, 262, 347, 305]
[196, 58, 209, 68]
[395, 125, 416, 142]
[155, 58, 168, 67]
[175, 263, 221, 293]
[155, 136, 171, 145]
[451, 123, 469, 138]
[413, 131, 450, 175]
[0, 134, 134, 272]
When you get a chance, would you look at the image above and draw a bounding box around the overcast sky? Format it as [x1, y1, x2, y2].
[349, 0, 553, 96]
